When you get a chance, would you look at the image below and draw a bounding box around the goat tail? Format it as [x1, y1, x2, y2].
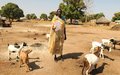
[8, 44, 9, 46]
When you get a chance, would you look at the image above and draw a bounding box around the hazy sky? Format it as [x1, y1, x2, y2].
[0, 0, 120, 20]
[93, 0, 120, 20]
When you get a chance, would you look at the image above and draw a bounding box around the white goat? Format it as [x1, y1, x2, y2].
[82, 47, 101, 75]
[8, 42, 27, 61]
[90, 41, 105, 59]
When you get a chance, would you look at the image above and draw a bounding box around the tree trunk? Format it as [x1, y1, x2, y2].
[8, 18, 12, 26]
[70, 18, 72, 24]
[85, 15, 87, 23]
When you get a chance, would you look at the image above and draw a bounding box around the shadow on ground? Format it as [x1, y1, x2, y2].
[104, 55, 114, 61]
[90, 62, 108, 75]
[29, 60, 43, 71]
[57, 52, 83, 61]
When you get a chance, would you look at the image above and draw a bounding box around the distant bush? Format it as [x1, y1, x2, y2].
[26, 13, 37, 20]
[40, 13, 48, 20]
[112, 12, 120, 22]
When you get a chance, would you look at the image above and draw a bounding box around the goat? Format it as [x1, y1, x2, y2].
[102, 38, 114, 52]
[8, 42, 27, 61]
[19, 48, 32, 72]
[42, 33, 50, 40]
[82, 47, 101, 75]
[90, 41, 111, 59]
[102, 38, 114, 45]
[111, 39, 120, 49]
[46, 33, 50, 40]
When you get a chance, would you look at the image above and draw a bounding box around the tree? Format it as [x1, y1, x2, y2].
[94, 13, 104, 20]
[40, 13, 48, 20]
[79, 12, 104, 22]
[0, 10, 1, 16]
[48, 11, 56, 20]
[26, 13, 37, 20]
[31, 13, 37, 19]
[59, 0, 86, 24]
[112, 12, 120, 22]
[1, 2, 24, 24]
[84, 0, 93, 22]
[26, 14, 31, 20]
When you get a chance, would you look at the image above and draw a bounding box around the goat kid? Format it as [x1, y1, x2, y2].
[19, 48, 32, 72]
[82, 47, 101, 75]
[90, 41, 111, 59]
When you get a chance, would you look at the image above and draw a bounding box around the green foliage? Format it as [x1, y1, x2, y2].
[26, 13, 37, 20]
[26, 14, 31, 20]
[94, 13, 104, 20]
[82, 13, 104, 22]
[1, 2, 24, 22]
[0, 10, 1, 15]
[31, 13, 37, 19]
[112, 12, 120, 22]
[40, 13, 48, 20]
[48, 11, 56, 20]
[59, 0, 86, 23]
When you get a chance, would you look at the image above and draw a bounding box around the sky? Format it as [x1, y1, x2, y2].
[92, 0, 120, 20]
[0, 0, 120, 20]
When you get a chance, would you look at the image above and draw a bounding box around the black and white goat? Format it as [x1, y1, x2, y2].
[90, 41, 111, 59]
[102, 38, 115, 52]
[8, 42, 27, 61]
[82, 47, 101, 75]
[110, 39, 120, 49]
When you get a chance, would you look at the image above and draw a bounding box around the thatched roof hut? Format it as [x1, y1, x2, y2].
[96, 17, 110, 26]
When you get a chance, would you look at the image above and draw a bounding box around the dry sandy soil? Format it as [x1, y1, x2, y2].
[0, 21, 120, 75]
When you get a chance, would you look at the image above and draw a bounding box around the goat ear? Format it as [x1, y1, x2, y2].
[110, 39, 114, 42]
[14, 43, 18, 45]
[23, 42, 27, 46]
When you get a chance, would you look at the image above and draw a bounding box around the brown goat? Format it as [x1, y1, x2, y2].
[19, 49, 32, 72]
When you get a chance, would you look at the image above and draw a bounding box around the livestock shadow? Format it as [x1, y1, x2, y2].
[114, 48, 120, 50]
[29, 60, 43, 71]
[79, 32, 95, 35]
[57, 52, 83, 61]
[91, 63, 108, 75]
[104, 55, 114, 61]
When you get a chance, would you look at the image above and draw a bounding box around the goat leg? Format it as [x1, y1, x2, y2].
[94, 64, 97, 69]
[54, 55, 57, 61]
[9, 52, 11, 61]
[113, 44, 116, 49]
[25, 63, 30, 72]
[19, 59, 23, 68]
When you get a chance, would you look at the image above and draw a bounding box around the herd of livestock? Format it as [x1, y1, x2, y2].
[7, 36, 120, 74]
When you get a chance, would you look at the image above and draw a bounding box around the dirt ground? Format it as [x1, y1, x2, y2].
[0, 21, 120, 75]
